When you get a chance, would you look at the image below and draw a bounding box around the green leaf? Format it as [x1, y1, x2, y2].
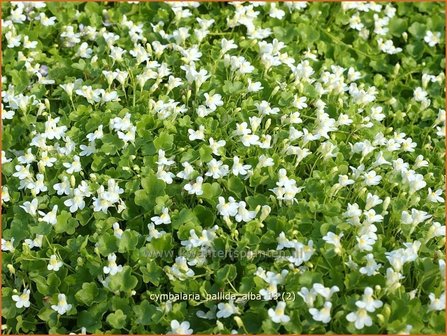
[172, 208, 198, 230]
[388, 17, 408, 36]
[106, 309, 127, 329]
[133, 300, 163, 325]
[10, 69, 30, 92]
[227, 176, 245, 194]
[109, 266, 138, 293]
[199, 145, 213, 162]
[215, 264, 237, 284]
[55, 211, 79, 235]
[154, 131, 174, 151]
[408, 22, 426, 39]
[194, 205, 216, 227]
[75, 282, 99, 305]
[136, 174, 166, 210]
[97, 233, 118, 256]
[223, 80, 243, 94]
[101, 134, 124, 155]
[141, 261, 163, 286]
[151, 233, 174, 253]
[200, 182, 222, 207]
[118, 230, 141, 253]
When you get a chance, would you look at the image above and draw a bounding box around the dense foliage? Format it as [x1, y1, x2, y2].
[1, 1, 445, 334]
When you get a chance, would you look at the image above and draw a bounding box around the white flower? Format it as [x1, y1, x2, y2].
[156, 149, 175, 167]
[356, 235, 376, 252]
[428, 292, 445, 311]
[220, 38, 238, 54]
[427, 188, 443, 203]
[268, 301, 290, 324]
[255, 100, 279, 115]
[270, 168, 303, 203]
[365, 193, 383, 210]
[413, 87, 428, 102]
[20, 198, 39, 216]
[103, 253, 123, 275]
[385, 267, 404, 292]
[359, 253, 382, 276]
[269, 3, 285, 19]
[13, 164, 32, 180]
[309, 301, 332, 324]
[63, 156, 82, 174]
[356, 287, 383, 312]
[38, 205, 58, 225]
[156, 167, 175, 184]
[428, 222, 445, 239]
[51, 294, 72, 315]
[322, 232, 343, 255]
[167, 256, 194, 281]
[77, 42, 92, 58]
[204, 92, 223, 111]
[232, 156, 252, 176]
[177, 162, 195, 180]
[64, 189, 85, 213]
[1, 238, 15, 252]
[12, 289, 31, 309]
[24, 235, 43, 249]
[414, 154, 428, 169]
[247, 78, 263, 92]
[47, 255, 63, 271]
[298, 286, 317, 307]
[168, 320, 193, 335]
[404, 171, 426, 194]
[258, 155, 274, 168]
[363, 170, 381, 186]
[113, 222, 123, 238]
[424, 31, 441, 47]
[338, 175, 354, 187]
[147, 223, 166, 242]
[151, 207, 171, 225]
[259, 282, 279, 300]
[184, 176, 204, 195]
[54, 176, 71, 196]
[181, 226, 218, 250]
[235, 201, 257, 223]
[276, 232, 294, 250]
[2, 186, 10, 203]
[188, 125, 205, 141]
[346, 307, 373, 329]
[217, 196, 238, 218]
[377, 38, 402, 54]
[2, 150, 12, 163]
[206, 159, 229, 179]
[209, 138, 226, 156]
[216, 300, 240, 318]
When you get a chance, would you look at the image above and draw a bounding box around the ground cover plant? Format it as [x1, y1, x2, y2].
[1, 1, 446, 334]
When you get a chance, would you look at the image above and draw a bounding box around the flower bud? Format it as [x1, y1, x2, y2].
[216, 321, 224, 331]
[260, 205, 271, 222]
[402, 32, 408, 42]
[234, 316, 244, 329]
[38, 161, 45, 173]
[70, 175, 76, 188]
[382, 196, 391, 212]
[393, 63, 400, 76]
[7, 264, 15, 274]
